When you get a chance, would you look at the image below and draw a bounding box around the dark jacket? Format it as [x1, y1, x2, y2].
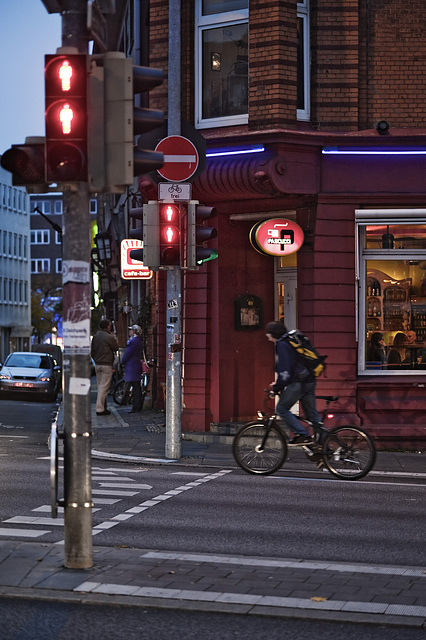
[121, 335, 143, 381]
[91, 329, 118, 366]
[272, 335, 314, 393]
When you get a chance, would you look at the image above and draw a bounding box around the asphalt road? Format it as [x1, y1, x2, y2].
[1, 597, 425, 640]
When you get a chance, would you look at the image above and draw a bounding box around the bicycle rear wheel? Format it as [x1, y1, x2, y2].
[322, 426, 376, 480]
[232, 421, 287, 475]
[113, 380, 132, 405]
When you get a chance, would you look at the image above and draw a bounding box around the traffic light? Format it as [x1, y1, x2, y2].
[159, 203, 180, 266]
[101, 53, 164, 193]
[45, 52, 88, 182]
[0, 136, 47, 192]
[187, 201, 218, 267]
[129, 201, 160, 270]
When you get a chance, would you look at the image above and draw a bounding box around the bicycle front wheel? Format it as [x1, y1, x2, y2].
[232, 421, 287, 475]
[322, 426, 376, 480]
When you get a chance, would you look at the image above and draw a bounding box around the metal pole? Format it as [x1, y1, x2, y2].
[61, 2, 93, 569]
[62, 185, 93, 569]
[165, 0, 182, 459]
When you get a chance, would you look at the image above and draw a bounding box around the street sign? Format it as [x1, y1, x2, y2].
[121, 239, 153, 279]
[155, 135, 199, 182]
[158, 182, 192, 201]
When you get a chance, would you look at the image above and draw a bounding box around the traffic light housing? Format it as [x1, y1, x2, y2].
[129, 201, 160, 270]
[187, 201, 218, 267]
[159, 203, 180, 266]
[99, 53, 164, 193]
[0, 136, 47, 192]
[45, 52, 88, 182]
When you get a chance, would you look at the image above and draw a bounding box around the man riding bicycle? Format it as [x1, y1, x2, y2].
[265, 321, 326, 445]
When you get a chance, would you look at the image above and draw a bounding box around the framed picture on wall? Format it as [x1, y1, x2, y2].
[234, 294, 263, 331]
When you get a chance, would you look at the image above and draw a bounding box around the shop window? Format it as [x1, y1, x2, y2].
[195, 0, 248, 128]
[356, 210, 426, 375]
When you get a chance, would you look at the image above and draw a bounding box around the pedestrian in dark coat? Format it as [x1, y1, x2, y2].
[121, 324, 143, 413]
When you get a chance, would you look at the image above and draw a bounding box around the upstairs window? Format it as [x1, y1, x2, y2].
[297, 0, 310, 120]
[195, 0, 248, 129]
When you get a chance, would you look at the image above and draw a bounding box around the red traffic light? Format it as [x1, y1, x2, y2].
[45, 54, 88, 182]
[159, 203, 180, 266]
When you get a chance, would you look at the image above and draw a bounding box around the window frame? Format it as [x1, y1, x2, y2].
[195, 1, 249, 129]
[297, 0, 310, 121]
[30, 229, 50, 245]
[356, 209, 426, 376]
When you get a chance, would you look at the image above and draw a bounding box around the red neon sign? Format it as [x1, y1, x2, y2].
[250, 218, 304, 256]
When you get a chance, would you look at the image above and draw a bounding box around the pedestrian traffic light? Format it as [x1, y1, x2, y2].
[0, 136, 47, 192]
[187, 201, 218, 267]
[101, 53, 164, 193]
[129, 201, 160, 270]
[159, 203, 180, 266]
[45, 52, 88, 182]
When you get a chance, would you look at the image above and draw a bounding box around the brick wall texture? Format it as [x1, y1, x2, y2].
[148, 0, 426, 132]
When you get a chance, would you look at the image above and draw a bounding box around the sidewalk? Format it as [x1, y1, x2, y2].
[0, 396, 425, 628]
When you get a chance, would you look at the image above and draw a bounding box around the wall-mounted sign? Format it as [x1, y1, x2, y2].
[120, 239, 153, 280]
[249, 218, 304, 257]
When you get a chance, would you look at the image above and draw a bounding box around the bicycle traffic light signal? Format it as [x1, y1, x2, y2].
[129, 201, 160, 270]
[0, 136, 47, 192]
[159, 203, 180, 266]
[187, 202, 218, 267]
[45, 53, 88, 182]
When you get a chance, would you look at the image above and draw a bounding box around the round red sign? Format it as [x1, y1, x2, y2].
[155, 135, 199, 182]
[249, 218, 304, 256]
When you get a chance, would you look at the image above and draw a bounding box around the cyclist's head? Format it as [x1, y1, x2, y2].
[265, 321, 287, 341]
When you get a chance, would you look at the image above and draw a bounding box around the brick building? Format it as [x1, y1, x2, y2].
[106, 1, 426, 447]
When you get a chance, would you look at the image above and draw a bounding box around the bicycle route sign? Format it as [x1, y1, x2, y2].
[155, 135, 199, 182]
[158, 182, 192, 201]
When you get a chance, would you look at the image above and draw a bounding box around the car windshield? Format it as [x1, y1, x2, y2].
[6, 354, 50, 369]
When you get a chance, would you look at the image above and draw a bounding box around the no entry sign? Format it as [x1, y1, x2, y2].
[155, 135, 199, 182]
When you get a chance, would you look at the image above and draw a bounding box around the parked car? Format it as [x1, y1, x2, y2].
[0, 351, 61, 401]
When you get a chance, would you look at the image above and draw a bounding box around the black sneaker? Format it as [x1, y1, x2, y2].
[289, 434, 313, 445]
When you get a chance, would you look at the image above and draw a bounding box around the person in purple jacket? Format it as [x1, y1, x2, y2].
[121, 324, 143, 413]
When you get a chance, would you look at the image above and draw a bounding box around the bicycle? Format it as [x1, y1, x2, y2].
[232, 391, 376, 480]
[112, 359, 155, 408]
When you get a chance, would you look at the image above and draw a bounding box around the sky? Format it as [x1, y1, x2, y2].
[0, 1, 61, 154]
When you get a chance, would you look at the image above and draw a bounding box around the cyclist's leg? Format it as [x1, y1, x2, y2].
[276, 382, 310, 436]
[299, 381, 327, 443]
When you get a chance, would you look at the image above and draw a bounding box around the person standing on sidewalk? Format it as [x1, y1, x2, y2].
[121, 324, 143, 413]
[91, 319, 119, 416]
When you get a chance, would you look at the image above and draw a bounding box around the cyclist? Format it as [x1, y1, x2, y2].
[265, 321, 325, 445]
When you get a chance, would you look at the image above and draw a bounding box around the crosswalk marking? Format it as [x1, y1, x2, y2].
[0, 528, 50, 538]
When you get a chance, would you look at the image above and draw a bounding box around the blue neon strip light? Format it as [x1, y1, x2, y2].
[206, 145, 265, 158]
[322, 147, 426, 155]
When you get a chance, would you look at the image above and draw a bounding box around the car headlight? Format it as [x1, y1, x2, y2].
[38, 375, 52, 382]
[0, 373, 11, 380]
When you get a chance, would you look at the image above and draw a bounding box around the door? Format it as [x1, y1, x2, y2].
[275, 267, 297, 330]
